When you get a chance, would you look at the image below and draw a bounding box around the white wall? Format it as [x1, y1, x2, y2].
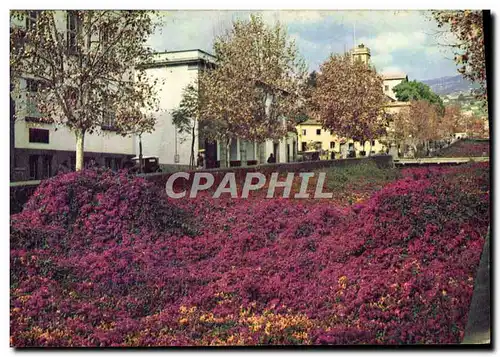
[141, 64, 200, 165]
[383, 78, 405, 101]
[13, 78, 135, 155]
[15, 121, 135, 154]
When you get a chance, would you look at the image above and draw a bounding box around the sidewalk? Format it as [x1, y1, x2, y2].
[462, 227, 491, 345]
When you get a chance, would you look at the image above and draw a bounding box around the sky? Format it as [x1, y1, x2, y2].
[147, 10, 460, 82]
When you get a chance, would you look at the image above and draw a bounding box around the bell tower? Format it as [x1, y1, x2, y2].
[352, 44, 371, 64]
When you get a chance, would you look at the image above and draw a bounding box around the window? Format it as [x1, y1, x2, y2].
[302, 129, 306, 135]
[29, 128, 49, 143]
[102, 111, 116, 130]
[42, 155, 52, 178]
[29, 155, 39, 180]
[25, 11, 39, 31]
[99, 24, 110, 45]
[105, 157, 114, 169]
[67, 11, 80, 54]
[348, 143, 354, 150]
[330, 141, 335, 149]
[384, 85, 389, 91]
[26, 78, 41, 92]
[316, 129, 321, 135]
[371, 140, 376, 146]
[25, 78, 44, 118]
[301, 142, 307, 152]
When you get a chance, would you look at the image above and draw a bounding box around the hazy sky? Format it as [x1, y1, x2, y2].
[148, 10, 460, 81]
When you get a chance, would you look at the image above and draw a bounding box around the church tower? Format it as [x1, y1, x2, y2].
[352, 44, 371, 64]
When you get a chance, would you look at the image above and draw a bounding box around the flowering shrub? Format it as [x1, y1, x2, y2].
[10, 163, 489, 346]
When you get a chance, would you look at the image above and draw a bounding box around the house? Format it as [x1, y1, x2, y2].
[10, 11, 135, 182]
[296, 120, 385, 159]
[382, 72, 408, 101]
[140, 49, 298, 169]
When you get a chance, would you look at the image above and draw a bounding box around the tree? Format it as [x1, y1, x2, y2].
[439, 105, 461, 137]
[392, 100, 441, 156]
[199, 14, 306, 167]
[310, 53, 386, 153]
[432, 10, 487, 103]
[392, 79, 445, 116]
[10, 10, 161, 171]
[172, 83, 200, 169]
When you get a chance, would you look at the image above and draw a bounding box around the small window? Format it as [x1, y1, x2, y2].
[348, 143, 354, 150]
[29, 155, 39, 180]
[330, 141, 335, 149]
[25, 11, 39, 31]
[29, 128, 49, 143]
[67, 11, 80, 54]
[102, 111, 116, 130]
[302, 129, 306, 136]
[371, 140, 376, 146]
[384, 85, 389, 91]
[301, 142, 307, 151]
[316, 129, 321, 135]
[26, 78, 41, 92]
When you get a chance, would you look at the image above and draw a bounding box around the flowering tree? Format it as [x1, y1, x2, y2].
[432, 10, 487, 103]
[310, 53, 386, 154]
[10, 10, 161, 170]
[199, 14, 306, 167]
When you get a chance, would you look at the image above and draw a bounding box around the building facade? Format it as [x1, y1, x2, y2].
[10, 11, 135, 181]
[141, 49, 297, 169]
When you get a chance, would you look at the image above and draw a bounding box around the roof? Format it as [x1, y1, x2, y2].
[385, 101, 411, 108]
[152, 48, 215, 58]
[382, 72, 408, 80]
[298, 119, 321, 125]
[140, 49, 216, 69]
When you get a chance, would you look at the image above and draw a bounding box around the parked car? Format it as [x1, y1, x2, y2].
[130, 156, 162, 174]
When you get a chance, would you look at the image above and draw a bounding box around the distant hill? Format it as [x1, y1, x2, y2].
[421, 75, 480, 96]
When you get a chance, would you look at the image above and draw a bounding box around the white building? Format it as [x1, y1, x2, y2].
[382, 72, 409, 101]
[10, 11, 135, 181]
[141, 49, 298, 169]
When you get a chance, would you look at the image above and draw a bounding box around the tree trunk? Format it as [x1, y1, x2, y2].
[190, 125, 195, 169]
[225, 138, 231, 168]
[139, 134, 143, 174]
[75, 129, 85, 171]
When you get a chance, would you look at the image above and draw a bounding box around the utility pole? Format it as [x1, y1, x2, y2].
[353, 23, 356, 48]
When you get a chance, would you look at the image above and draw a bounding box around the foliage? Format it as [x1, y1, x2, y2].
[199, 14, 307, 162]
[391, 100, 441, 153]
[172, 83, 200, 168]
[432, 11, 486, 103]
[11, 163, 490, 346]
[393, 79, 445, 116]
[311, 53, 386, 144]
[10, 10, 162, 170]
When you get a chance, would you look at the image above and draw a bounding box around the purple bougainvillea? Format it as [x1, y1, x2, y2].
[10, 164, 490, 346]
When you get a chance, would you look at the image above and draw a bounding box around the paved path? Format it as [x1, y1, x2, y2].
[394, 157, 489, 166]
[462, 227, 491, 345]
